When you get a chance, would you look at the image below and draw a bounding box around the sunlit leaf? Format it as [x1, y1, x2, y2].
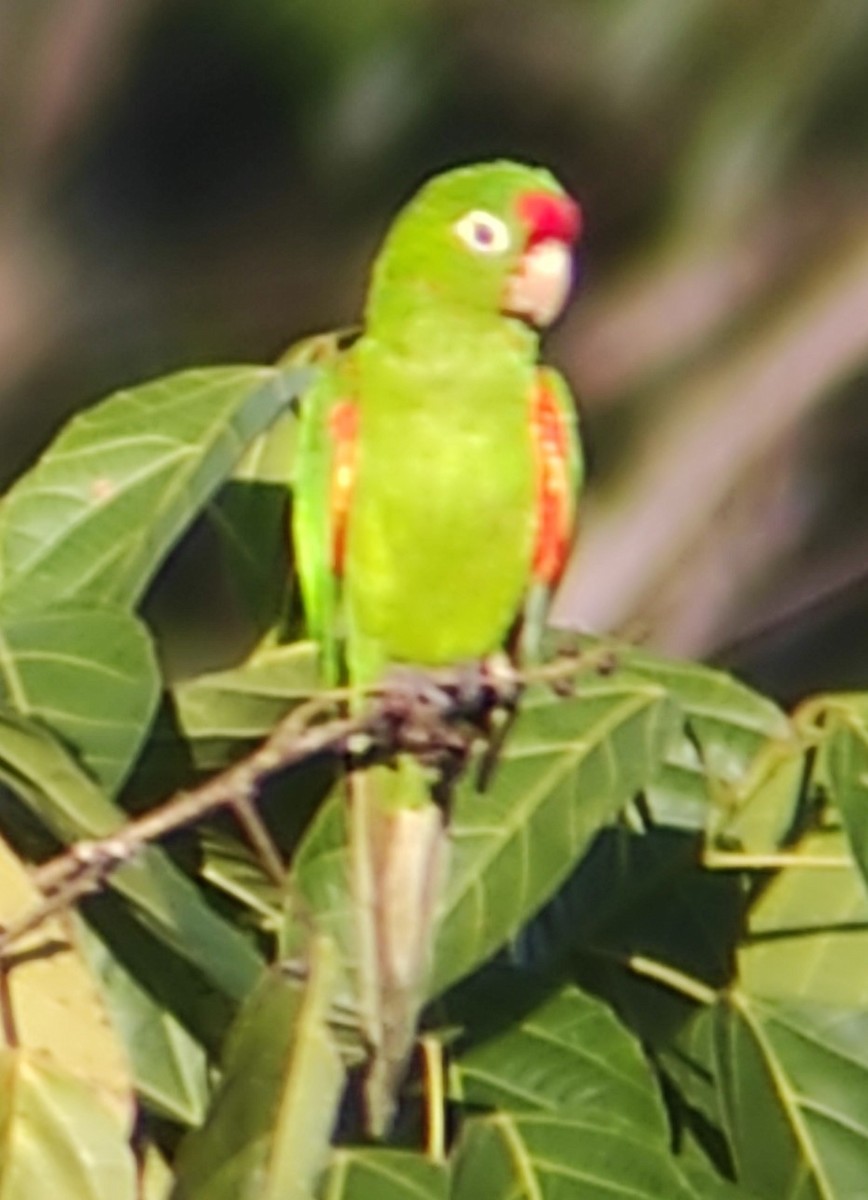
[738, 828, 868, 1007]
[141, 1143, 175, 1200]
[713, 990, 868, 1200]
[0, 1049, 136, 1200]
[0, 833, 132, 1123]
[0, 603, 159, 795]
[0, 366, 307, 613]
[431, 672, 680, 994]
[622, 647, 801, 847]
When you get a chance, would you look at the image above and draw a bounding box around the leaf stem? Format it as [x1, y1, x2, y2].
[626, 954, 718, 1006]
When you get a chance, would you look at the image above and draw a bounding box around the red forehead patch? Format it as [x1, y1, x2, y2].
[516, 191, 582, 246]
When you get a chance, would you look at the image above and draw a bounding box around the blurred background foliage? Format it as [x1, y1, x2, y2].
[1, 0, 867, 701]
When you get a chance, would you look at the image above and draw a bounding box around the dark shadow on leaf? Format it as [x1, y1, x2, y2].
[517, 824, 748, 1048]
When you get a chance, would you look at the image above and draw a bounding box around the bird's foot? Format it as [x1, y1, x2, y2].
[448, 652, 521, 720]
[373, 667, 468, 765]
[368, 657, 522, 800]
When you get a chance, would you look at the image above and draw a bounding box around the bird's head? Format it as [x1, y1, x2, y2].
[366, 160, 582, 332]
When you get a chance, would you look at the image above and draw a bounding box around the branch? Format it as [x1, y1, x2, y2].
[5, 650, 614, 957]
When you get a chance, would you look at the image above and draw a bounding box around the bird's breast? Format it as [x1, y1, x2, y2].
[345, 340, 539, 663]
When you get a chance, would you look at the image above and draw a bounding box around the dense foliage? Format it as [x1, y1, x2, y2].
[0, 366, 865, 1198]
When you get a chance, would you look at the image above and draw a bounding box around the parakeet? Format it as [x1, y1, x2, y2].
[292, 160, 583, 1132]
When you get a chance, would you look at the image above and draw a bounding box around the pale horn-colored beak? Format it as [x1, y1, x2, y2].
[503, 189, 581, 328]
[503, 239, 573, 328]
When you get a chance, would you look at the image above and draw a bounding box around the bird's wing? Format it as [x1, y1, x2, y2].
[519, 366, 583, 661]
[292, 350, 359, 684]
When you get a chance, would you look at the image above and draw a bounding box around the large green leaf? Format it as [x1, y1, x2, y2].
[320, 1149, 448, 1200]
[172, 938, 344, 1200]
[0, 709, 263, 1003]
[713, 991, 868, 1200]
[0, 1049, 136, 1200]
[431, 672, 680, 994]
[0, 603, 159, 795]
[449, 972, 667, 1136]
[100, 847, 265, 1005]
[451, 1110, 694, 1200]
[445, 974, 703, 1199]
[688, 825, 868, 1199]
[0, 366, 306, 613]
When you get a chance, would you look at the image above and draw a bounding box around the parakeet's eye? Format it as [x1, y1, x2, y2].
[453, 210, 511, 255]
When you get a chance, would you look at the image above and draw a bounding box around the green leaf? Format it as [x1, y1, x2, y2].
[0, 706, 134, 845]
[0, 709, 263, 1003]
[291, 672, 679, 1009]
[0, 1049, 136, 1200]
[446, 974, 705, 1198]
[449, 973, 667, 1132]
[713, 991, 868, 1200]
[141, 1143, 175, 1200]
[320, 1148, 448, 1200]
[172, 938, 344, 1200]
[198, 823, 283, 929]
[76, 917, 210, 1126]
[431, 673, 680, 994]
[106, 848, 265, 1005]
[677, 1143, 761, 1200]
[738, 828, 868, 1007]
[451, 1110, 694, 1200]
[516, 825, 745, 998]
[171, 641, 321, 772]
[0, 833, 133, 1116]
[0, 365, 307, 613]
[622, 647, 802, 847]
[699, 824, 868, 1198]
[822, 700, 868, 895]
[0, 603, 159, 795]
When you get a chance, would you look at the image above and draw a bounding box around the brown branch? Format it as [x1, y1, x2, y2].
[0, 691, 355, 957]
[4, 650, 614, 959]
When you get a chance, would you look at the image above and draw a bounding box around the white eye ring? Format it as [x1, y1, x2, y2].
[453, 210, 511, 255]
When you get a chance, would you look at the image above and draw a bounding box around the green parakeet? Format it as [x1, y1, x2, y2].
[293, 160, 583, 1132]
